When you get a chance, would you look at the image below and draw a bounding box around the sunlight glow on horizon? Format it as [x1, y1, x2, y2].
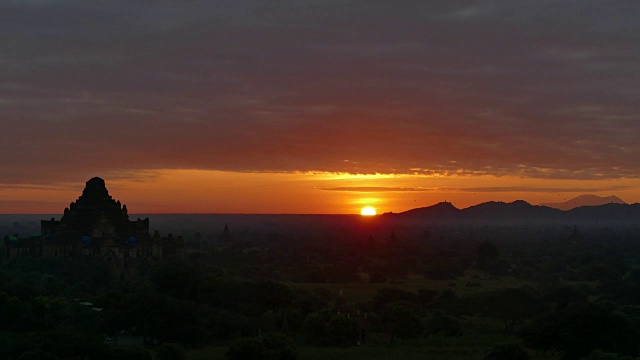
[1, 169, 640, 214]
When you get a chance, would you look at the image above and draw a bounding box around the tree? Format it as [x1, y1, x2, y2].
[16, 349, 59, 360]
[420, 258, 465, 280]
[470, 287, 546, 334]
[425, 311, 462, 336]
[303, 312, 327, 346]
[523, 303, 639, 360]
[383, 305, 423, 339]
[476, 240, 508, 275]
[29, 296, 70, 331]
[110, 346, 152, 360]
[262, 333, 297, 360]
[12, 330, 107, 360]
[225, 333, 297, 360]
[0, 292, 27, 331]
[417, 289, 438, 305]
[430, 288, 462, 315]
[156, 343, 185, 360]
[583, 350, 633, 360]
[483, 344, 529, 360]
[226, 338, 263, 360]
[542, 284, 588, 310]
[327, 314, 359, 347]
[372, 288, 417, 311]
[151, 260, 202, 299]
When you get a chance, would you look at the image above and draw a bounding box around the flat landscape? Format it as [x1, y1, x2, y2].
[3, 204, 640, 359]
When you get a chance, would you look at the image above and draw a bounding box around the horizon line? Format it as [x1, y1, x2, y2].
[0, 197, 635, 216]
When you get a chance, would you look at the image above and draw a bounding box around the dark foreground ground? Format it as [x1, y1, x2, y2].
[3, 213, 640, 360]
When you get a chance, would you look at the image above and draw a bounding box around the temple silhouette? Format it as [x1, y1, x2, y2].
[2, 177, 183, 266]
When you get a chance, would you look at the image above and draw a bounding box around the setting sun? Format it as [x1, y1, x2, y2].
[360, 206, 377, 216]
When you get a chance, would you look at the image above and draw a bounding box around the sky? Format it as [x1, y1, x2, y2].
[1, 1, 640, 214]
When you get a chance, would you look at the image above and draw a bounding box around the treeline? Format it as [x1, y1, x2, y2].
[3, 224, 640, 359]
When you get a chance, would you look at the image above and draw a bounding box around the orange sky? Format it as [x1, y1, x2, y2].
[2, 3, 640, 214]
[1, 170, 638, 214]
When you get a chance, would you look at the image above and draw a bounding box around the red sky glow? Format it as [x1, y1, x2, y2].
[1, 1, 639, 214]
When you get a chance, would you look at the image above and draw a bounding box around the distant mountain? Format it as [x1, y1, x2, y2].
[541, 195, 627, 211]
[399, 201, 460, 219]
[566, 202, 640, 222]
[462, 200, 560, 221]
[391, 200, 561, 223]
[385, 199, 640, 225]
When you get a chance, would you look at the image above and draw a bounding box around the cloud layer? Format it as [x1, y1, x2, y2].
[320, 185, 631, 193]
[2, 1, 640, 185]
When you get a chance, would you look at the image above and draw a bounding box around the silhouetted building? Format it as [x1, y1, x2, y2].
[568, 225, 583, 244]
[2, 177, 183, 266]
[219, 223, 234, 244]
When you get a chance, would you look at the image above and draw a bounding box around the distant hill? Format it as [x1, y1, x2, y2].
[394, 200, 561, 223]
[462, 200, 560, 221]
[385, 199, 640, 225]
[566, 202, 640, 222]
[541, 195, 627, 211]
[399, 201, 460, 219]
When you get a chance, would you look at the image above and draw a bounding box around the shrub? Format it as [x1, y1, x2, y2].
[262, 333, 297, 360]
[226, 333, 297, 360]
[156, 343, 185, 360]
[483, 344, 529, 360]
[226, 338, 263, 360]
[584, 350, 633, 360]
[425, 311, 462, 336]
[110, 345, 152, 360]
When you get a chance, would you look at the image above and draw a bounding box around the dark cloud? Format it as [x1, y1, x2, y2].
[1, 1, 640, 185]
[455, 186, 632, 193]
[321, 185, 630, 193]
[321, 187, 432, 192]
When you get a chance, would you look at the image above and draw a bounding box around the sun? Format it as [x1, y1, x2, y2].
[360, 206, 377, 216]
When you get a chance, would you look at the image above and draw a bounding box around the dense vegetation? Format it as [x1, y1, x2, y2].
[3, 215, 640, 359]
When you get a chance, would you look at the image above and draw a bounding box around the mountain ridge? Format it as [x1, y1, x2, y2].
[384, 199, 640, 224]
[541, 194, 627, 211]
